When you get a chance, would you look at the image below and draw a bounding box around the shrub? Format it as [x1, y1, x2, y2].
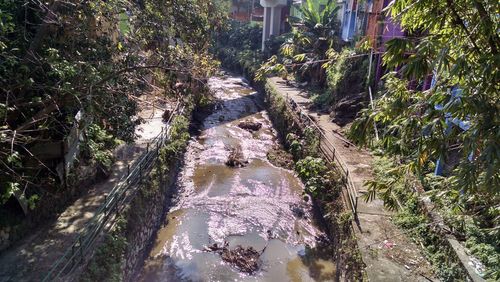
[81, 217, 127, 282]
[83, 124, 121, 170]
[315, 49, 369, 110]
[295, 156, 340, 199]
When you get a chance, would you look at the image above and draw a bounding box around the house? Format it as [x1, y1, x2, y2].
[231, 0, 255, 22]
[358, 0, 405, 85]
[338, 0, 370, 42]
[364, 0, 385, 48]
[260, 0, 290, 50]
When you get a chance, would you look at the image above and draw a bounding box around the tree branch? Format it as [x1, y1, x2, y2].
[471, 0, 499, 54]
[445, 0, 481, 54]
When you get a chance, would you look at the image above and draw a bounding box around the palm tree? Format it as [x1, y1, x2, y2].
[292, 0, 340, 38]
[256, 0, 341, 85]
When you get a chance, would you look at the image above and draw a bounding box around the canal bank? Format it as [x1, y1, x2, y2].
[263, 79, 365, 280]
[80, 71, 371, 281]
[79, 87, 203, 282]
[265, 77, 436, 281]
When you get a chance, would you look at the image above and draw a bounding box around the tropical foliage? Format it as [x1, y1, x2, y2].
[349, 0, 499, 278]
[256, 0, 342, 85]
[0, 0, 226, 218]
[311, 48, 369, 110]
[296, 156, 338, 197]
[212, 19, 263, 76]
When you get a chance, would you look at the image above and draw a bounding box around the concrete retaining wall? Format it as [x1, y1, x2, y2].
[122, 162, 181, 281]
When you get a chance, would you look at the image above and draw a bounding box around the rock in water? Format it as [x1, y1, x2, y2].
[237, 121, 262, 132]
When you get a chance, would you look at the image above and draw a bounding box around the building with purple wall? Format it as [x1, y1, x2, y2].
[372, 0, 404, 86]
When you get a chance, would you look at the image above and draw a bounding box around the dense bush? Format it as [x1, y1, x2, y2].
[349, 0, 499, 277]
[218, 20, 262, 50]
[0, 0, 225, 217]
[295, 156, 341, 199]
[313, 49, 369, 109]
[213, 20, 264, 76]
[82, 124, 122, 171]
[160, 115, 191, 168]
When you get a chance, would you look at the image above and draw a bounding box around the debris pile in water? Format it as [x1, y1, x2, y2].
[225, 145, 248, 167]
[237, 120, 262, 132]
[205, 242, 262, 273]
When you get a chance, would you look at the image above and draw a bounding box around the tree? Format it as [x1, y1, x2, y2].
[350, 0, 499, 278]
[256, 0, 341, 85]
[0, 0, 227, 212]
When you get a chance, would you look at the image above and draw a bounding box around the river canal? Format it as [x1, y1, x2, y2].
[139, 74, 336, 281]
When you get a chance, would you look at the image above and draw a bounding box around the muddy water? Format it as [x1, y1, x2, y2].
[139, 75, 336, 281]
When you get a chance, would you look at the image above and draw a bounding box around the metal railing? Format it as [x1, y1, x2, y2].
[43, 101, 184, 281]
[283, 95, 359, 216]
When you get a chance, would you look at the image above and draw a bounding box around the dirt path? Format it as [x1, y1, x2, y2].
[268, 77, 437, 282]
[0, 95, 171, 282]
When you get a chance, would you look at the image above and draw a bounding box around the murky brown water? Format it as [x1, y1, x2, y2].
[139, 75, 336, 281]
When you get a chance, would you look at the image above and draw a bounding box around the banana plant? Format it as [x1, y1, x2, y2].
[257, 0, 341, 85]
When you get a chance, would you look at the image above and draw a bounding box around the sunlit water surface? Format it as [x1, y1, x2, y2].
[139, 75, 336, 281]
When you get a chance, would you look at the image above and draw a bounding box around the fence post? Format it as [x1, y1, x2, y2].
[127, 164, 130, 184]
[78, 237, 83, 257]
[355, 196, 358, 214]
[71, 243, 77, 266]
[104, 195, 108, 211]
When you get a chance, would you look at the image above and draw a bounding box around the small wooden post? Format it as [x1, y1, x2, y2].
[78, 237, 83, 256]
[71, 244, 76, 266]
[368, 86, 380, 141]
[127, 164, 130, 184]
[355, 196, 358, 214]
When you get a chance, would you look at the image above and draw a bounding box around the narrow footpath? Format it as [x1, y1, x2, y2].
[268, 77, 436, 282]
[0, 94, 170, 282]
